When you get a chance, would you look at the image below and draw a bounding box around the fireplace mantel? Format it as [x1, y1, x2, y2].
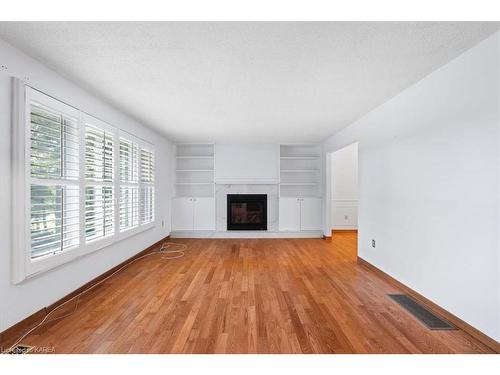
[214, 178, 279, 185]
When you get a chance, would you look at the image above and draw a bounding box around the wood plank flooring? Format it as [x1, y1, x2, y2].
[18, 233, 494, 353]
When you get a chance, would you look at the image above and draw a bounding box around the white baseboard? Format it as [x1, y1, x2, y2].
[331, 226, 358, 230]
[170, 231, 324, 239]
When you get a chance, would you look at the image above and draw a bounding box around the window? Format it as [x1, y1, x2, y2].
[140, 149, 155, 225]
[84, 119, 115, 242]
[29, 97, 80, 260]
[119, 138, 139, 232]
[13, 84, 156, 282]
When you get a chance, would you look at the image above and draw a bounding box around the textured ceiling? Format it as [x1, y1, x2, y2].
[0, 22, 498, 142]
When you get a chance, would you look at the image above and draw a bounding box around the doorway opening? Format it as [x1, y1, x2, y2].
[327, 142, 359, 255]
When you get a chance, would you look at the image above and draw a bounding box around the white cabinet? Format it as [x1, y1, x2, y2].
[172, 197, 215, 231]
[171, 198, 193, 231]
[300, 198, 322, 231]
[193, 198, 216, 230]
[279, 198, 301, 231]
[279, 197, 322, 232]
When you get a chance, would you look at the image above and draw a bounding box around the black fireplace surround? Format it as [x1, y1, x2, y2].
[227, 194, 267, 230]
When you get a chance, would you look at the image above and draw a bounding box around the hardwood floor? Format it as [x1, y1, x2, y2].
[17, 232, 494, 353]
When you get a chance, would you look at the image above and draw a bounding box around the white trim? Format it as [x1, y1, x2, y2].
[80, 235, 115, 256]
[113, 121, 120, 249]
[214, 178, 279, 185]
[174, 142, 215, 146]
[25, 246, 79, 277]
[29, 88, 80, 119]
[29, 178, 79, 186]
[117, 222, 155, 242]
[331, 199, 359, 207]
[280, 182, 318, 186]
[78, 110, 86, 263]
[175, 155, 213, 159]
[170, 230, 324, 239]
[119, 128, 154, 150]
[281, 169, 320, 173]
[12, 78, 27, 284]
[331, 226, 358, 230]
[280, 156, 319, 160]
[23, 83, 32, 281]
[175, 182, 213, 185]
[82, 112, 116, 134]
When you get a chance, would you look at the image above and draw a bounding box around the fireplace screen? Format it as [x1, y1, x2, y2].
[227, 194, 267, 230]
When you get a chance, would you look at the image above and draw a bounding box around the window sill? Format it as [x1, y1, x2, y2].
[117, 222, 155, 242]
[16, 222, 156, 284]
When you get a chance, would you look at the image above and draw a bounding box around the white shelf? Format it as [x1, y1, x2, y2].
[176, 156, 214, 159]
[175, 182, 213, 185]
[176, 169, 214, 172]
[280, 156, 319, 160]
[215, 178, 279, 185]
[279, 144, 321, 198]
[280, 182, 319, 186]
[175, 144, 215, 197]
[281, 194, 322, 199]
[281, 169, 319, 173]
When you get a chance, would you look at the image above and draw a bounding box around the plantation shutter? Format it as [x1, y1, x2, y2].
[29, 100, 80, 259]
[119, 138, 139, 231]
[140, 149, 155, 224]
[140, 149, 154, 183]
[20, 86, 159, 281]
[84, 122, 115, 242]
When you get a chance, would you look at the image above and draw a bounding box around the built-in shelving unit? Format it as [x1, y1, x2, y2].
[175, 144, 215, 197]
[279, 144, 321, 197]
[280, 156, 319, 160]
[280, 182, 319, 186]
[176, 156, 214, 159]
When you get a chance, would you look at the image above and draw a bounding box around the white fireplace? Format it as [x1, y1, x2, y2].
[215, 183, 279, 232]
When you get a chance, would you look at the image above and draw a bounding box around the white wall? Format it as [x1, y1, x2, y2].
[323, 32, 500, 341]
[330, 143, 358, 229]
[0, 38, 174, 331]
[215, 143, 279, 183]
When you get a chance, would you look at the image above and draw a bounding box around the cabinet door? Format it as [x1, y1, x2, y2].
[193, 198, 216, 230]
[300, 198, 322, 231]
[279, 198, 301, 231]
[171, 198, 193, 231]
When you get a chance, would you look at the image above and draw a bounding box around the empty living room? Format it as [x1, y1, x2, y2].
[0, 1, 499, 373]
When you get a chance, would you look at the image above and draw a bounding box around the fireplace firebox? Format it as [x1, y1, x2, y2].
[227, 194, 267, 230]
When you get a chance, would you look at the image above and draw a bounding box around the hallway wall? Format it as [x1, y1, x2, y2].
[330, 143, 358, 229]
[322, 32, 500, 341]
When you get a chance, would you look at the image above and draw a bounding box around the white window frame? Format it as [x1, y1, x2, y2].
[139, 147, 155, 226]
[81, 114, 118, 255]
[117, 131, 155, 241]
[12, 80, 155, 283]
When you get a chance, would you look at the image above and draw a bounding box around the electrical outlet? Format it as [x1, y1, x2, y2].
[162, 220, 165, 228]
[371, 239, 376, 248]
[344, 215, 348, 220]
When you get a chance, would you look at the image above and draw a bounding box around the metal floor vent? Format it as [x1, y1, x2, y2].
[388, 294, 457, 330]
[6, 344, 34, 354]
